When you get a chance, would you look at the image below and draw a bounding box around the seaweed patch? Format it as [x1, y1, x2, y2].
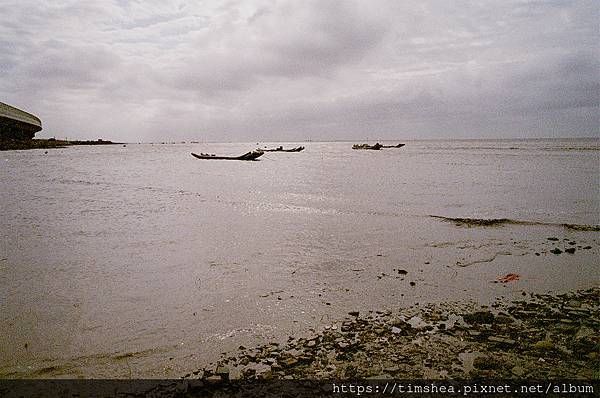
[431, 215, 600, 231]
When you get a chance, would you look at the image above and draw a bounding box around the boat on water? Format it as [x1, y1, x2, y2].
[352, 143, 383, 150]
[191, 150, 264, 160]
[261, 146, 305, 152]
[352, 143, 405, 150]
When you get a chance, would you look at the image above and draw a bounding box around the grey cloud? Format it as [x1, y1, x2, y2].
[0, 0, 597, 141]
[168, 0, 390, 96]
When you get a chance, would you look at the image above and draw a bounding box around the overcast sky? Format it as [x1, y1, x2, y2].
[1, 0, 598, 142]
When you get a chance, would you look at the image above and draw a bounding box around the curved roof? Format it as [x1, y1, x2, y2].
[0, 102, 42, 132]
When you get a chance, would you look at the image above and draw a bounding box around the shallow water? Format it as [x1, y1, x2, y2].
[0, 138, 598, 377]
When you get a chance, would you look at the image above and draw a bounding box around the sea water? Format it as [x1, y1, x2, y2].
[0, 138, 598, 377]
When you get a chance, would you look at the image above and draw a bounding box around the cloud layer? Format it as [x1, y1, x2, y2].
[1, 0, 598, 141]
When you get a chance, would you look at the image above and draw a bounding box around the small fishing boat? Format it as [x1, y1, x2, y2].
[352, 143, 383, 150]
[381, 143, 405, 148]
[191, 150, 264, 160]
[261, 146, 305, 152]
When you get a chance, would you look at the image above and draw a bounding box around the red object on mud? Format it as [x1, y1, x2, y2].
[498, 273, 520, 283]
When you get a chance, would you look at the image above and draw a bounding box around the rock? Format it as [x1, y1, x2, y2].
[511, 366, 525, 376]
[239, 357, 250, 366]
[547, 237, 559, 241]
[384, 365, 400, 373]
[348, 311, 359, 317]
[407, 316, 428, 329]
[307, 340, 316, 348]
[566, 299, 582, 308]
[259, 370, 274, 380]
[575, 326, 594, 340]
[397, 269, 408, 275]
[487, 336, 516, 346]
[281, 358, 298, 368]
[216, 365, 229, 373]
[463, 311, 495, 324]
[205, 375, 222, 383]
[550, 248, 562, 255]
[473, 356, 504, 370]
[495, 314, 513, 324]
[337, 341, 349, 349]
[391, 326, 403, 334]
[556, 344, 573, 356]
[564, 247, 576, 254]
[533, 340, 554, 352]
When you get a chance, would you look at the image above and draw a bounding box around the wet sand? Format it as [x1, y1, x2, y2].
[189, 288, 599, 381]
[184, 222, 599, 382]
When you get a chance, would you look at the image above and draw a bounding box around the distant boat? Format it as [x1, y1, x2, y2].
[352, 143, 405, 150]
[352, 143, 383, 150]
[261, 146, 305, 152]
[191, 150, 264, 161]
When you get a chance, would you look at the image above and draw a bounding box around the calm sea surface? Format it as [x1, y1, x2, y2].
[1, 139, 598, 377]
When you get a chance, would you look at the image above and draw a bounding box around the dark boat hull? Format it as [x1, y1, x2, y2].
[262, 146, 305, 152]
[352, 143, 383, 150]
[353, 143, 405, 149]
[191, 151, 263, 160]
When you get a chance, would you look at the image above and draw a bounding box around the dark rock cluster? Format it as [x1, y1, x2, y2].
[185, 288, 599, 381]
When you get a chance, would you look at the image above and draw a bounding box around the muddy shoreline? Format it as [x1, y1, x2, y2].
[187, 287, 599, 381]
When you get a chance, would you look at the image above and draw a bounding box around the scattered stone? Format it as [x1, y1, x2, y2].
[487, 336, 516, 346]
[463, 311, 495, 324]
[473, 356, 504, 370]
[215, 366, 229, 380]
[495, 314, 513, 324]
[511, 366, 525, 376]
[188, 287, 598, 382]
[205, 375, 222, 383]
[575, 326, 594, 340]
[533, 340, 554, 352]
[281, 358, 299, 368]
[397, 269, 408, 275]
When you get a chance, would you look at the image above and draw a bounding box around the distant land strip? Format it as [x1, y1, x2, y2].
[0, 138, 122, 151]
[430, 215, 600, 232]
